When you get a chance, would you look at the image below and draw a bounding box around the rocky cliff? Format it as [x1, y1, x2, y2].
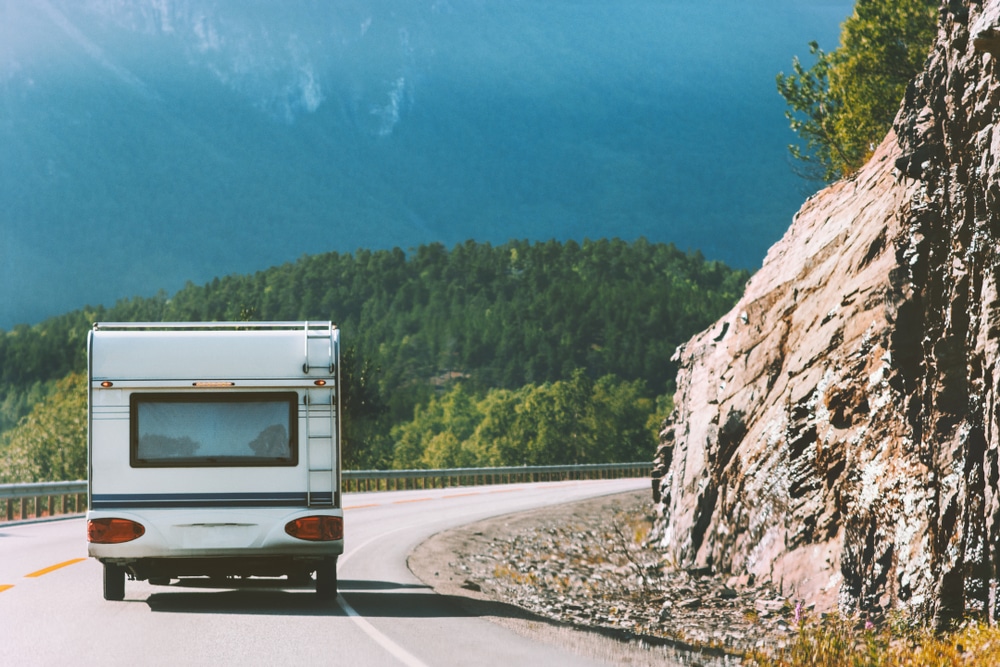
[652, 0, 1000, 626]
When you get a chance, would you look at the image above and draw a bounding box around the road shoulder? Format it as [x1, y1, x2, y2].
[408, 490, 746, 666]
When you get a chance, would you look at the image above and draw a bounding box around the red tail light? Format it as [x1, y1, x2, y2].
[88, 518, 145, 544]
[285, 516, 343, 541]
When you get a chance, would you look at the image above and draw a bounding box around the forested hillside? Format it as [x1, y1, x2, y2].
[0, 238, 748, 477]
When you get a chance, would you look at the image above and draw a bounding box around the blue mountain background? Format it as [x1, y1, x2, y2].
[0, 0, 851, 329]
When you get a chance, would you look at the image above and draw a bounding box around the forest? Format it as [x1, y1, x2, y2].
[0, 238, 748, 480]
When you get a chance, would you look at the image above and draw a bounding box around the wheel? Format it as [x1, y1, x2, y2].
[103, 563, 126, 601]
[315, 557, 338, 599]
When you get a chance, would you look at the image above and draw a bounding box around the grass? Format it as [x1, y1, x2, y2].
[746, 611, 1000, 666]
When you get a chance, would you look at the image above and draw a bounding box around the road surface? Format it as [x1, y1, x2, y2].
[0, 478, 653, 666]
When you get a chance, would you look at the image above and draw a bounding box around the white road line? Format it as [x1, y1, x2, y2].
[337, 523, 431, 667]
[335, 495, 523, 667]
[332, 482, 613, 666]
[337, 594, 430, 667]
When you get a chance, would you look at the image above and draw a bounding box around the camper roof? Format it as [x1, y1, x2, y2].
[90, 321, 338, 381]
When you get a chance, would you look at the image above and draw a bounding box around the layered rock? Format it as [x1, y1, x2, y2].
[652, 0, 1000, 626]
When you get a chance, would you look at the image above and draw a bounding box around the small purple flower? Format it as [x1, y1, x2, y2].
[793, 602, 803, 624]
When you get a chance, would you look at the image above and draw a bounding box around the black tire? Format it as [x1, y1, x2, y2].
[315, 557, 338, 599]
[103, 563, 126, 601]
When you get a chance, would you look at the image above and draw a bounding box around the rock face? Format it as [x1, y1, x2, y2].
[652, 1, 1000, 626]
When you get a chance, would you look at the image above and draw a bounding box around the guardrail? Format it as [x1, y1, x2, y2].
[341, 462, 652, 492]
[0, 462, 651, 522]
[1, 481, 88, 523]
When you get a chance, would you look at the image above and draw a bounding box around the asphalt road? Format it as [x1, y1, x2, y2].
[0, 478, 650, 666]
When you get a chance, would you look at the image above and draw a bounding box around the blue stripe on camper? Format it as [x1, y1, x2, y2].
[91, 492, 334, 509]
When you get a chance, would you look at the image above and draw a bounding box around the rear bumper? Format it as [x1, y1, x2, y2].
[109, 555, 337, 581]
[87, 507, 343, 565]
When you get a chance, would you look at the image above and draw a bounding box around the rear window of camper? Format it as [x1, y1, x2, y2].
[130, 392, 298, 467]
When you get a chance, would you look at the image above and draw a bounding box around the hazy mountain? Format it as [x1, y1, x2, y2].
[0, 0, 850, 329]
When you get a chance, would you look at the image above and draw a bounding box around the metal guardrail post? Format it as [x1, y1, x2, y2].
[0, 481, 89, 522]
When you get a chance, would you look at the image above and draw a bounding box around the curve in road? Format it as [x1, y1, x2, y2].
[0, 478, 663, 666]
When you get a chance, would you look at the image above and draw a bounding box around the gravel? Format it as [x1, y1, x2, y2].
[409, 489, 799, 665]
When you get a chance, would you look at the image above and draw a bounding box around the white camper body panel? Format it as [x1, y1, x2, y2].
[86, 322, 342, 599]
[90, 327, 336, 380]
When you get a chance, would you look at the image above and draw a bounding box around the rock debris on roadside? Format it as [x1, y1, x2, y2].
[410, 490, 801, 661]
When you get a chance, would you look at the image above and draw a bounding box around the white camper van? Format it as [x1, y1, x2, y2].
[86, 322, 343, 601]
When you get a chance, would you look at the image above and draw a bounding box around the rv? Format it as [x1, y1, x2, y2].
[86, 322, 343, 600]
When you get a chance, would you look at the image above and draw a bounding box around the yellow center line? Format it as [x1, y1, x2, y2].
[392, 497, 432, 504]
[344, 503, 381, 510]
[0, 584, 13, 593]
[25, 558, 87, 578]
[442, 492, 480, 498]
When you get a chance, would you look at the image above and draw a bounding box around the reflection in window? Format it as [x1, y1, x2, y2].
[132, 393, 296, 466]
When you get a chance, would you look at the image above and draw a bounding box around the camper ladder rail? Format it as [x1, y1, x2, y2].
[304, 390, 336, 508]
[303, 321, 336, 374]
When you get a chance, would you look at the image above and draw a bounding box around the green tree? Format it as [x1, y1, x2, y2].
[587, 375, 656, 463]
[340, 345, 391, 470]
[390, 384, 483, 469]
[392, 373, 659, 469]
[646, 393, 674, 438]
[468, 388, 525, 466]
[775, 42, 843, 181]
[521, 372, 596, 465]
[778, 0, 937, 181]
[0, 373, 87, 483]
[0, 380, 55, 433]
